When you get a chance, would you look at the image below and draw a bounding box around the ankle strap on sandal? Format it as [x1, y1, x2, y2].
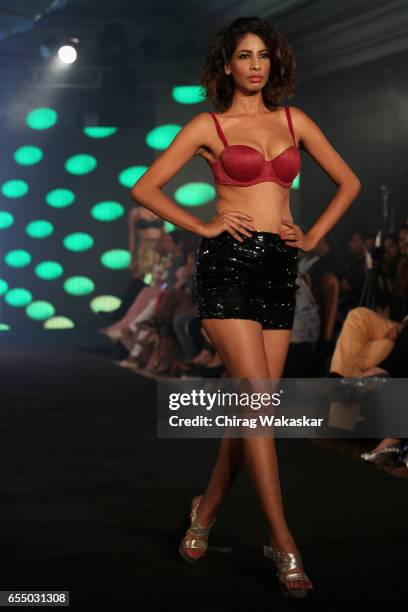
[263, 544, 309, 582]
[188, 505, 216, 537]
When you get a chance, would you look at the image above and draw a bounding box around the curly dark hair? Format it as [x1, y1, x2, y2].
[200, 16, 297, 112]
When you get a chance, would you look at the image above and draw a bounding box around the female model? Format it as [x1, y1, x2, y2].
[131, 16, 361, 598]
[128, 205, 167, 281]
[99, 205, 168, 331]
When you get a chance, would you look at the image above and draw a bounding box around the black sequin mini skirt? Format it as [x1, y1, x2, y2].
[194, 231, 300, 330]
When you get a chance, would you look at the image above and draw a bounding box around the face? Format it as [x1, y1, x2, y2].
[399, 228, 408, 255]
[224, 32, 271, 91]
[348, 233, 365, 254]
[384, 237, 398, 260]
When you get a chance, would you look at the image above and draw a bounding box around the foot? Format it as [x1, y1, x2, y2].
[369, 437, 401, 453]
[180, 495, 216, 561]
[205, 353, 223, 368]
[117, 356, 141, 368]
[360, 366, 389, 377]
[267, 535, 313, 593]
[189, 349, 213, 365]
[99, 327, 122, 340]
[146, 362, 170, 374]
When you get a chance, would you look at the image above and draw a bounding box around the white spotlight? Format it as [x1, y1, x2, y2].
[57, 44, 77, 64]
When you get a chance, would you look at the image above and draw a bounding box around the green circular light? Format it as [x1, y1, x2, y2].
[4, 249, 32, 267]
[90, 295, 121, 313]
[65, 154, 97, 175]
[1, 179, 29, 198]
[26, 107, 58, 130]
[172, 86, 206, 104]
[0, 323, 10, 331]
[292, 174, 300, 189]
[83, 127, 118, 138]
[26, 220, 54, 238]
[46, 188, 75, 208]
[100, 249, 130, 270]
[26, 300, 55, 321]
[14, 145, 43, 165]
[63, 232, 94, 252]
[63, 276, 95, 296]
[146, 124, 182, 150]
[35, 261, 64, 280]
[0, 279, 9, 295]
[0, 211, 14, 229]
[174, 182, 215, 206]
[91, 201, 124, 222]
[118, 166, 148, 189]
[4, 288, 32, 307]
[44, 316, 75, 329]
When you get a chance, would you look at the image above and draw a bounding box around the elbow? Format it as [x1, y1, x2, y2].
[342, 176, 361, 197]
[351, 174, 362, 194]
[130, 180, 158, 203]
[130, 177, 146, 201]
[130, 184, 142, 202]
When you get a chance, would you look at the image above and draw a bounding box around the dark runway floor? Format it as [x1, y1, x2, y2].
[1, 332, 407, 606]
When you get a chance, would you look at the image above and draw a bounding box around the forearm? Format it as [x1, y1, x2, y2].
[307, 181, 361, 246]
[131, 185, 207, 237]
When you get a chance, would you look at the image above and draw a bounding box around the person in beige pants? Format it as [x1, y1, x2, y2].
[330, 306, 404, 377]
[330, 305, 405, 456]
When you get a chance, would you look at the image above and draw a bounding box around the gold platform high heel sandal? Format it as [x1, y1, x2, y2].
[263, 543, 313, 598]
[178, 495, 216, 563]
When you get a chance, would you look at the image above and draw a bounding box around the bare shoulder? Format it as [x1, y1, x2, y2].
[190, 112, 217, 157]
[287, 105, 308, 130]
[181, 112, 214, 148]
[287, 106, 322, 149]
[189, 111, 213, 130]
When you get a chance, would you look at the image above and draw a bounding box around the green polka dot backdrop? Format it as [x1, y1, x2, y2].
[0, 94, 302, 331]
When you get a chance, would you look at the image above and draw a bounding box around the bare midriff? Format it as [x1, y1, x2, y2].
[215, 181, 293, 234]
[137, 210, 163, 240]
[137, 227, 162, 240]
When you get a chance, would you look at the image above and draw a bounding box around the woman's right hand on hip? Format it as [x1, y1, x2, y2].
[202, 211, 255, 242]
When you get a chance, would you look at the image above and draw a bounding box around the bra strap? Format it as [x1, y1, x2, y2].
[284, 106, 296, 145]
[209, 112, 228, 147]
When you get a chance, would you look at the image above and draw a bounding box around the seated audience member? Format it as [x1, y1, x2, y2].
[364, 231, 376, 252]
[299, 235, 341, 287]
[389, 223, 408, 321]
[329, 306, 406, 378]
[337, 229, 368, 320]
[324, 305, 408, 467]
[118, 249, 195, 373]
[100, 209, 175, 322]
[290, 275, 321, 346]
[381, 233, 400, 289]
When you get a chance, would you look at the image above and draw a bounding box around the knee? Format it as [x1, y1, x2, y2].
[345, 306, 369, 325]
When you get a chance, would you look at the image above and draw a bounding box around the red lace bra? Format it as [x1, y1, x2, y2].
[208, 106, 301, 188]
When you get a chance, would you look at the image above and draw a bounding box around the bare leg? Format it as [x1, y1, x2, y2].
[359, 366, 401, 453]
[190, 319, 312, 591]
[196, 437, 245, 523]
[370, 437, 401, 452]
[193, 319, 267, 526]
